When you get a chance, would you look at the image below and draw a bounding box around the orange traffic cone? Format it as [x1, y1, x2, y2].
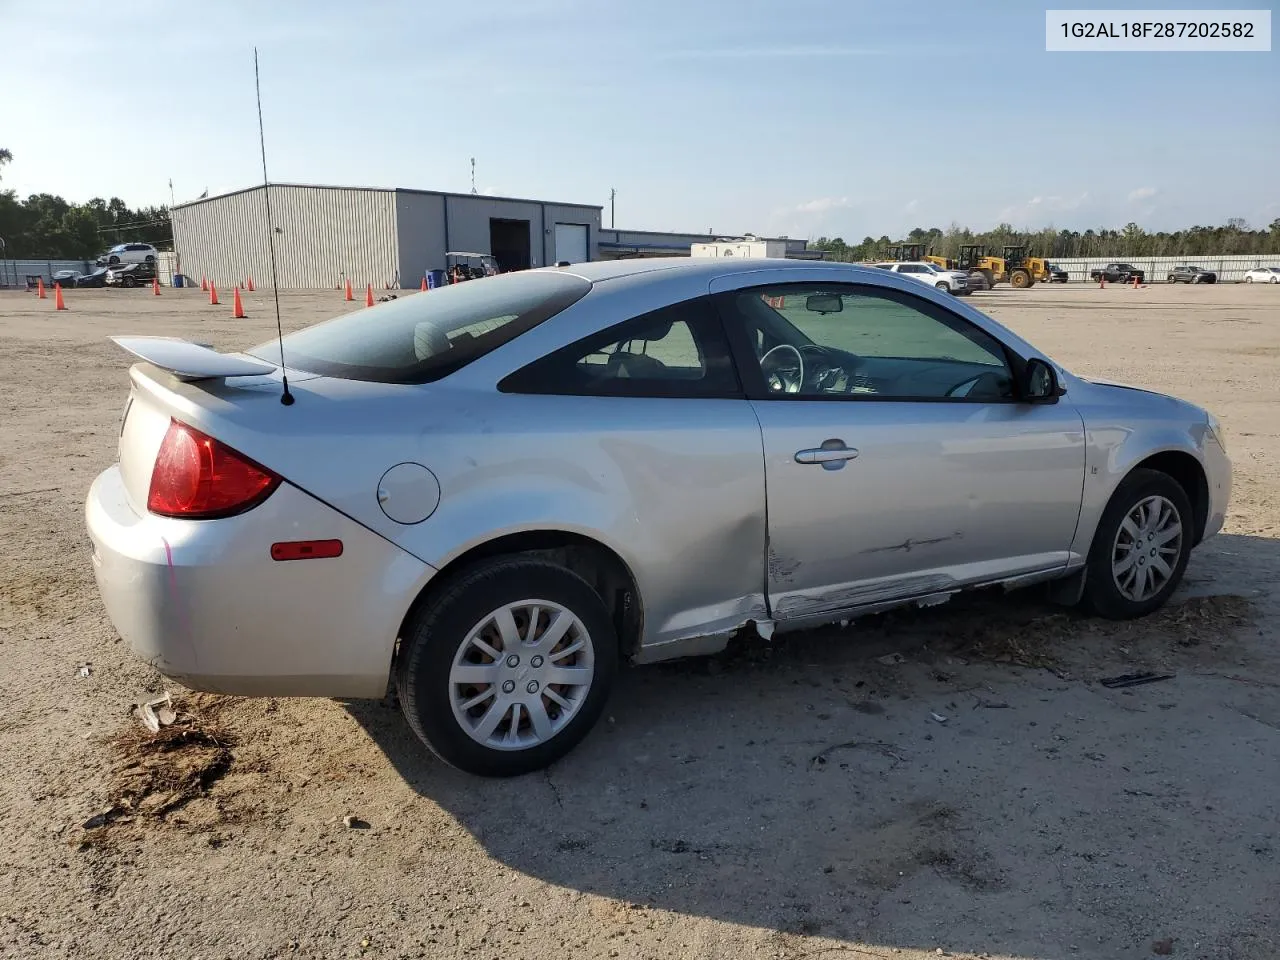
[201, 275, 208, 292]
[209, 283, 220, 305]
[345, 279, 353, 301]
[152, 277, 161, 296]
[247, 276, 255, 292]
[36, 277, 47, 299]
[232, 286, 246, 319]
[1132, 275, 1140, 289]
[54, 283, 67, 311]
[1099, 276, 1106, 288]
[420, 276, 427, 291]
[365, 283, 374, 307]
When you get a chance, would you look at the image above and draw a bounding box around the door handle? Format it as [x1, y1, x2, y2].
[795, 443, 859, 465]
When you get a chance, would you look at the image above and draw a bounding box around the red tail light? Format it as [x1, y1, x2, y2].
[147, 419, 281, 519]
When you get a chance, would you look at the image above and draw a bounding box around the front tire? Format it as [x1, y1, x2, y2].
[396, 557, 618, 777]
[935, 281, 950, 292]
[1081, 468, 1194, 620]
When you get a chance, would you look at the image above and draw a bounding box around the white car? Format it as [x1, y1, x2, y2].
[874, 261, 971, 295]
[1243, 267, 1280, 284]
[97, 242, 159, 266]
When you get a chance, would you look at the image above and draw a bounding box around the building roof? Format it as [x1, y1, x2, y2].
[173, 182, 602, 212]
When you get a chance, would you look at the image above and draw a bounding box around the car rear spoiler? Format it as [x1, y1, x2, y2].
[110, 336, 278, 382]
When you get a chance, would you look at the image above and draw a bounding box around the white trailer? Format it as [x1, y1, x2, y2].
[690, 238, 791, 259]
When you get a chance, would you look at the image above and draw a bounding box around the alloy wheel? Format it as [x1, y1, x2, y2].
[1111, 495, 1183, 602]
[449, 600, 595, 751]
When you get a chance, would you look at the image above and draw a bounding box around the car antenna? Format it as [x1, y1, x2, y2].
[254, 47, 293, 406]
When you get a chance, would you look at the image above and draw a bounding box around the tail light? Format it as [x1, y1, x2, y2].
[147, 419, 281, 518]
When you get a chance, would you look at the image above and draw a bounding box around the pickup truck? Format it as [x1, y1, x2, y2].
[1089, 263, 1145, 284]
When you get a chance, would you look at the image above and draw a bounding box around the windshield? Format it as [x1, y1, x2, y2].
[249, 270, 591, 383]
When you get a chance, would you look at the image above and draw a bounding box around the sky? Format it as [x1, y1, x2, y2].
[2, 0, 1277, 241]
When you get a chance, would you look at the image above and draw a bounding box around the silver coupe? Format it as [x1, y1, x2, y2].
[86, 258, 1231, 776]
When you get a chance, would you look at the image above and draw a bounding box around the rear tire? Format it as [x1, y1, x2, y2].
[396, 556, 618, 777]
[1081, 469, 1194, 620]
[1244, 276, 1252, 283]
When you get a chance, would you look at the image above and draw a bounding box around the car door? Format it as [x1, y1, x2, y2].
[711, 273, 1087, 623]
[495, 294, 769, 651]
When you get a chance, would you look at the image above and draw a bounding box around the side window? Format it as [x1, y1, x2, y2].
[500, 297, 741, 398]
[719, 284, 1015, 402]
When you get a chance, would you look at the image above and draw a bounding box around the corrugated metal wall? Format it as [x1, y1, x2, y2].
[172, 186, 399, 289]
[395, 192, 447, 287]
[1046, 254, 1280, 282]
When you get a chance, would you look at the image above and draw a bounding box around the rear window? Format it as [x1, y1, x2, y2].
[249, 271, 591, 383]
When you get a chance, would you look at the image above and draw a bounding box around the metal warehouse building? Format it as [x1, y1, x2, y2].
[171, 183, 604, 289]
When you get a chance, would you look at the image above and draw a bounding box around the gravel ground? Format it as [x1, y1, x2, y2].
[1, 281, 1278, 960]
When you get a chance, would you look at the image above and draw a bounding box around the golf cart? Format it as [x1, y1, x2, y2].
[445, 251, 499, 284]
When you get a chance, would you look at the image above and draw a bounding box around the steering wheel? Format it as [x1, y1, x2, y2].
[760, 343, 805, 393]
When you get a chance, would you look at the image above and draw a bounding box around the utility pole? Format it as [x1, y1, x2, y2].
[610, 188, 616, 228]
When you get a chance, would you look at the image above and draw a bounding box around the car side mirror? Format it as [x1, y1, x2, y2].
[1022, 358, 1061, 403]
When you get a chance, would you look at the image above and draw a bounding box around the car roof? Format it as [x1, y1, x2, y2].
[553, 256, 882, 285]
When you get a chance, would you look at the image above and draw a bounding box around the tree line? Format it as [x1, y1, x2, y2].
[813, 218, 1280, 264]
[0, 149, 173, 260]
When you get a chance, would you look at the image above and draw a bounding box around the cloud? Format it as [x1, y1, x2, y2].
[794, 196, 852, 214]
[1128, 186, 1159, 202]
[996, 192, 1090, 227]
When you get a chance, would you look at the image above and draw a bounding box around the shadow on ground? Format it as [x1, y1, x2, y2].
[348, 534, 1280, 959]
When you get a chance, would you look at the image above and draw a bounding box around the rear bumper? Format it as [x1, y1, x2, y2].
[86, 465, 433, 698]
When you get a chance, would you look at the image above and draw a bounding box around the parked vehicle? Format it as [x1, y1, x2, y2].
[105, 261, 157, 287]
[873, 260, 971, 295]
[446, 251, 499, 283]
[86, 258, 1231, 776]
[52, 267, 110, 288]
[1243, 267, 1280, 284]
[97, 242, 158, 266]
[1167, 265, 1217, 284]
[1046, 263, 1069, 283]
[1090, 263, 1145, 284]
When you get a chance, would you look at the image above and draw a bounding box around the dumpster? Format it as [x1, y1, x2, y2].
[173, 273, 185, 288]
[426, 269, 447, 289]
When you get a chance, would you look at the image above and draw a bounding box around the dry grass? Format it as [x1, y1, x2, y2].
[104, 693, 236, 820]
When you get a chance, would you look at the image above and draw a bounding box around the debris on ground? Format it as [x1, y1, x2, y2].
[82, 806, 126, 830]
[930, 712, 949, 724]
[76, 663, 91, 678]
[810, 740, 907, 770]
[106, 694, 234, 820]
[133, 691, 177, 733]
[1100, 672, 1175, 689]
[343, 815, 370, 829]
[877, 653, 905, 666]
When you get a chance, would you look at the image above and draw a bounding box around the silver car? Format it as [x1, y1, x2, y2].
[86, 258, 1231, 776]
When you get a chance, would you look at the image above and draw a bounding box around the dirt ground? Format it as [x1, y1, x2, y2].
[2, 281, 1278, 960]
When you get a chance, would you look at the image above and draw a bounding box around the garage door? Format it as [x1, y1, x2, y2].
[554, 223, 589, 264]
